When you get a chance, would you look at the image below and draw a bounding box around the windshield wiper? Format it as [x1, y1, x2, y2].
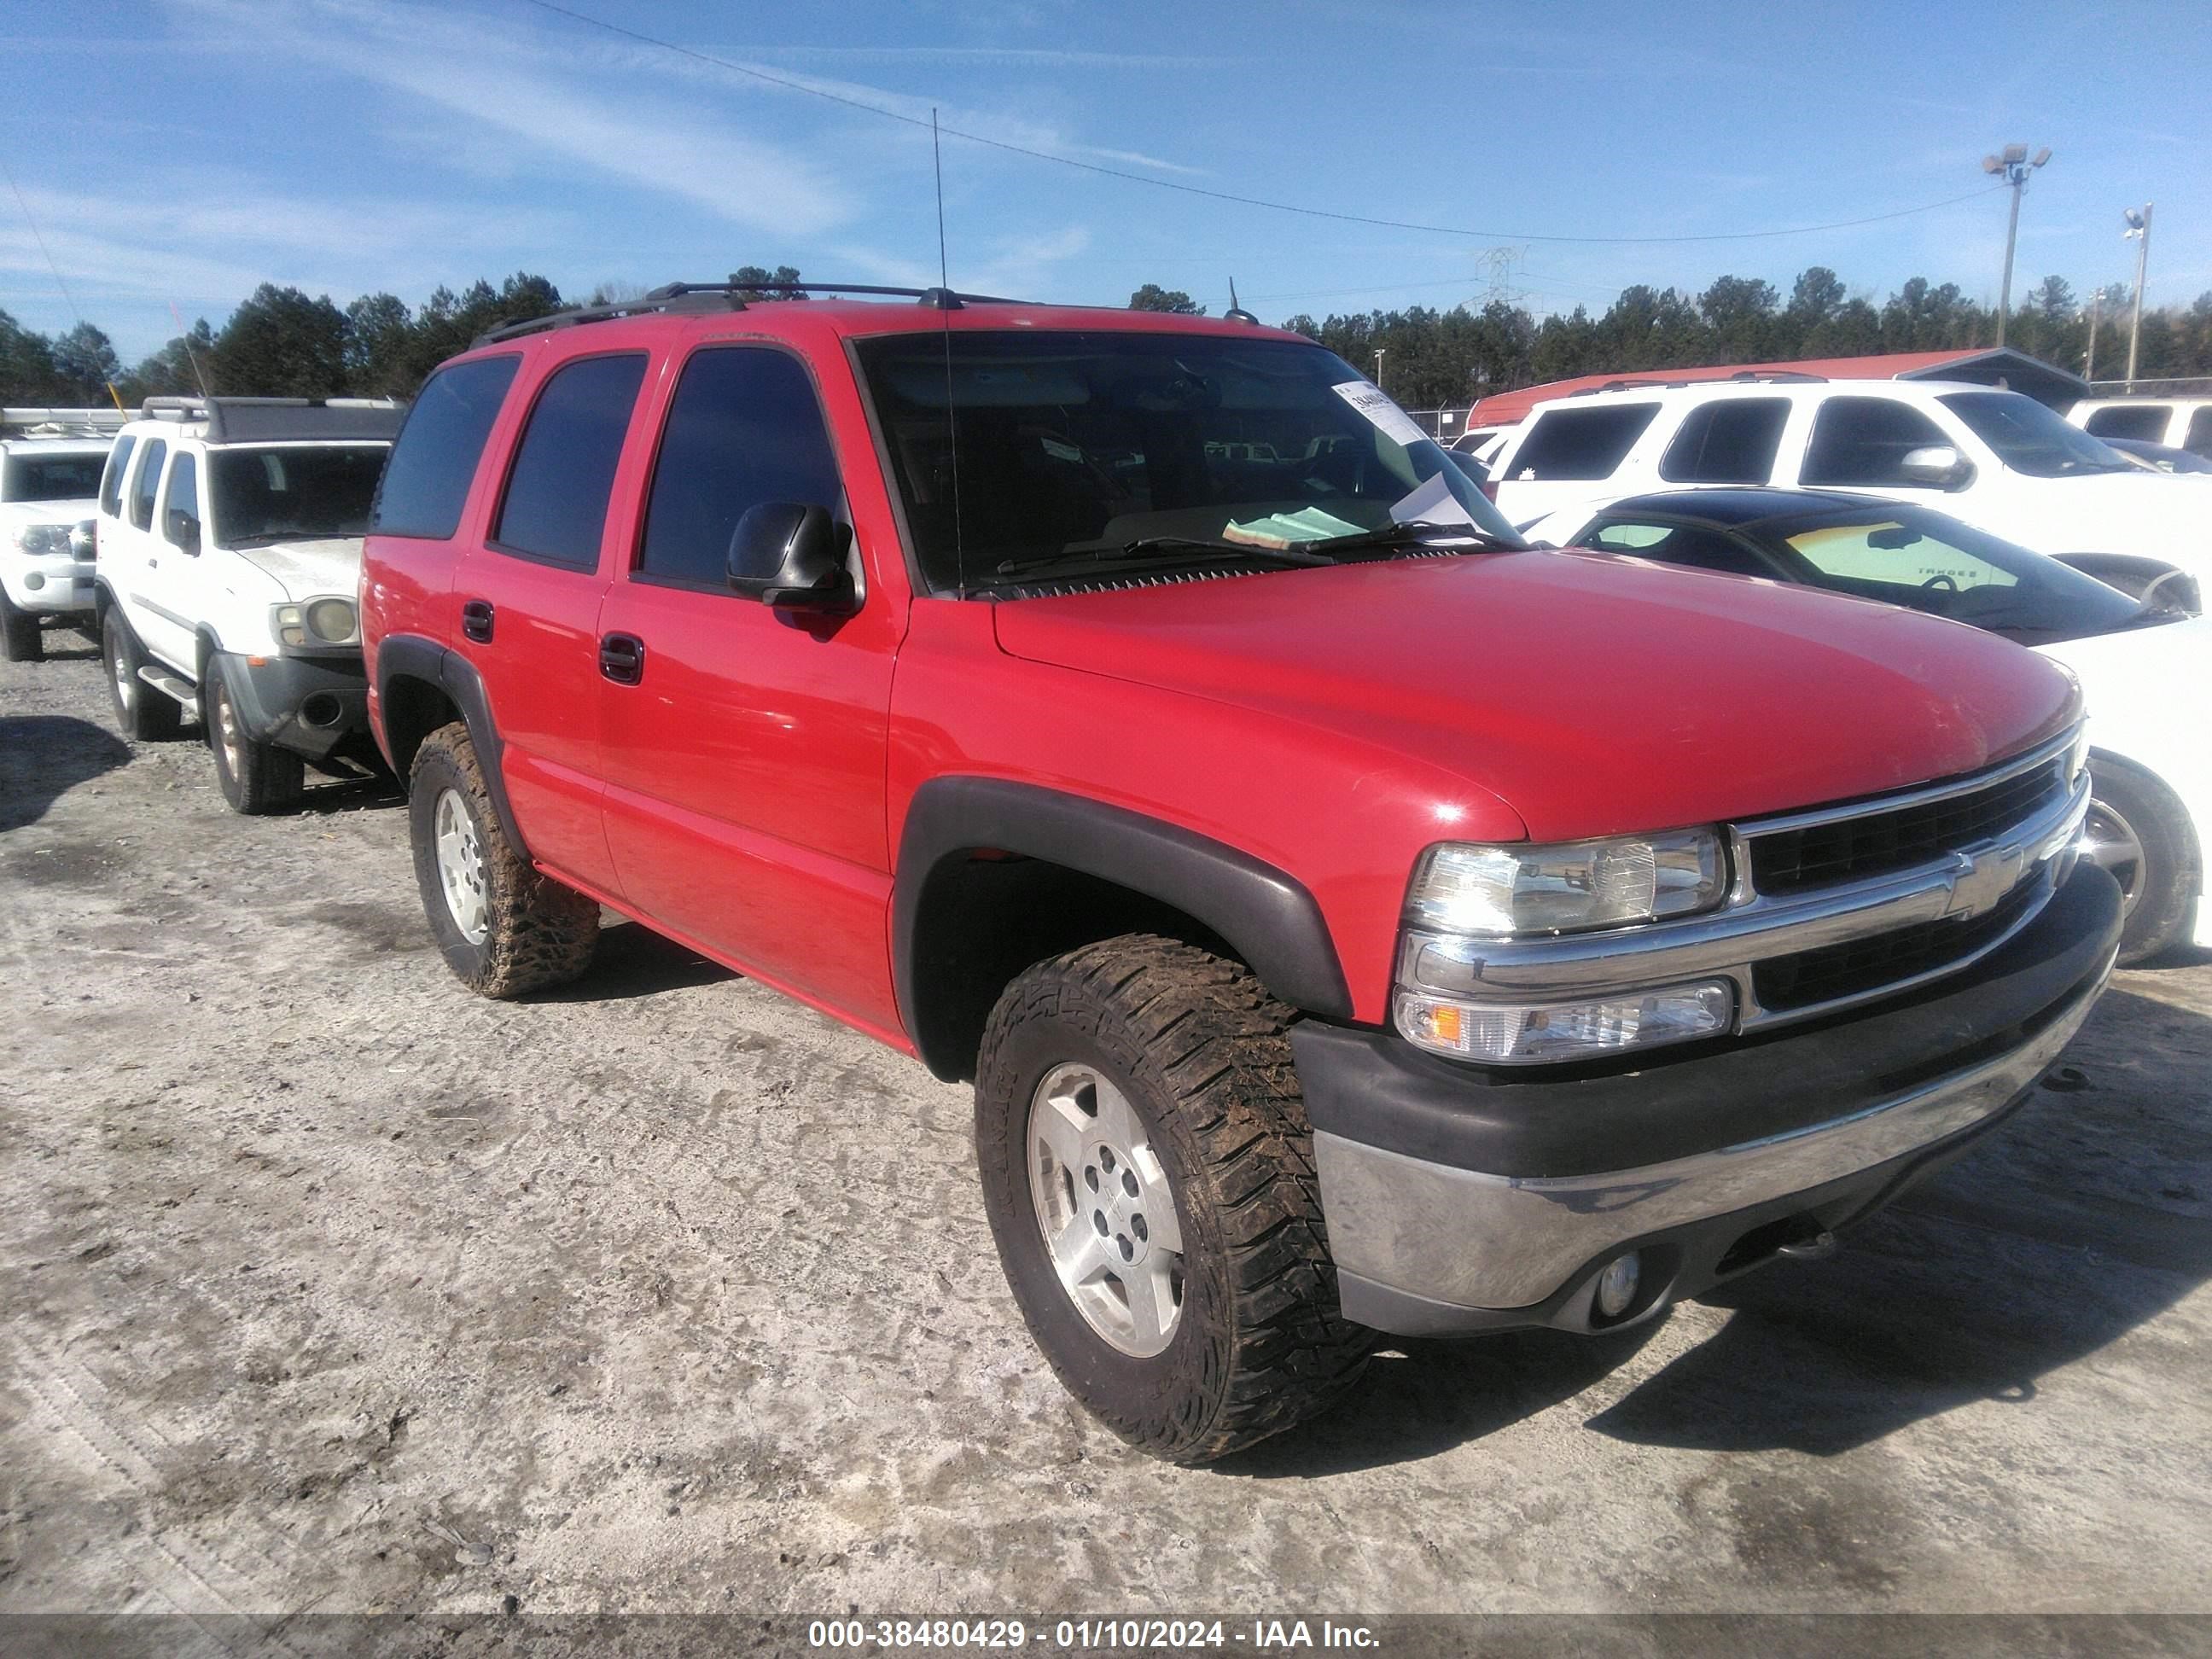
[993, 537, 1339, 584]
[1301, 518, 1519, 555]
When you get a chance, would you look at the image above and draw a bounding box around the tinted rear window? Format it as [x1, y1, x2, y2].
[493, 353, 649, 568]
[100, 434, 136, 515]
[4, 451, 108, 503]
[1658, 399, 1789, 484]
[372, 355, 521, 539]
[1505, 405, 1659, 481]
[2082, 405, 2170, 443]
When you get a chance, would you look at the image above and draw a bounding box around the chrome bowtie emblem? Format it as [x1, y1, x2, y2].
[1947, 842, 2026, 919]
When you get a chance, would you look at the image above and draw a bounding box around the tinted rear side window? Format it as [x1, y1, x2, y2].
[1659, 399, 1790, 483]
[492, 352, 649, 568]
[2185, 408, 2212, 458]
[1799, 398, 1950, 486]
[1505, 405, 1659, 481]
[373, 355, 521, 538]
[100, 434, 137, 515]
[639, 347, 842, 588]
[2082, 405, 2171, 443]
[130, 439, 168, 530]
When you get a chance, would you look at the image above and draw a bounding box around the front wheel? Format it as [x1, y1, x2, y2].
[2082, 755, 2199, 964]
[408, 721, 598, 998]
[975, 935, 1374, 1464]
[205, 663, 304, 815]
[1, 591, 44, 662]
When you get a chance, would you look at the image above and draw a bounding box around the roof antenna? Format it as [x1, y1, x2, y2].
[1225, 277, 1258, 325]
[933, 107, 966, 596]
[169, 300, 211, 399]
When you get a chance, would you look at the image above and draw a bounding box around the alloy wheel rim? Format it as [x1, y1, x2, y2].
[110, 640, 132, 710]
[433, 789, 490, 944]
[1027, 1062, 1185, 1358]
[213, 683, 246, 777]
[2080, 797, 2147, 921]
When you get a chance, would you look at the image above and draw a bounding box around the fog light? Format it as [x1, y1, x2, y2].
[1595, 1253, 1641, 1318]
[23, 571, 44, 591]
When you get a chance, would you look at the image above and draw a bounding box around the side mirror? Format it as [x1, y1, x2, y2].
[167, 510, 201, 554]
[1899, 445, 1973, 490]
[726, 503, 854, 611]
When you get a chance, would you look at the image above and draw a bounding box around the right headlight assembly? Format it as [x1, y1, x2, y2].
[1396, 830, 1734, 1065]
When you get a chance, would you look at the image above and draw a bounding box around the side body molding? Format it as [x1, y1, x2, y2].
[894, 777, 1353, 1074]
[375, 634, 530, 861]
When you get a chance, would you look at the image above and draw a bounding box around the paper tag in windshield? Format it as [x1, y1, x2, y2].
[1331, 381, 1430, 449]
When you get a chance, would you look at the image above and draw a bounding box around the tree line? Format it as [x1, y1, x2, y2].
[5, 264, 2210, 410]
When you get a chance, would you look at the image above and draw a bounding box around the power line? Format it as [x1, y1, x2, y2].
[513, 0, 2007, 247]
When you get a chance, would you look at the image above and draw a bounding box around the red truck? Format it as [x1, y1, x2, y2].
[359, 284, 2119, 1463]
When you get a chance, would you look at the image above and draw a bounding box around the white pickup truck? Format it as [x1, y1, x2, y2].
[2, 410, 121, 661]
[94, 396, 401, 812]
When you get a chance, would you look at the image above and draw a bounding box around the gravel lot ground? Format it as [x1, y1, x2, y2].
[4, 641, 2210, 1628]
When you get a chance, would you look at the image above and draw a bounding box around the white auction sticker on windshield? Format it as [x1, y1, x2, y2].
[1331, 380, 1430, 449]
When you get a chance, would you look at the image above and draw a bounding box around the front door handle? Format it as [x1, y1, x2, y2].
[462, 598, 494, 643]
[599, 632, 645, 685]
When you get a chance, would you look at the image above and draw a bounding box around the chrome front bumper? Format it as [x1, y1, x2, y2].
[1318, 940, 2113, 1327]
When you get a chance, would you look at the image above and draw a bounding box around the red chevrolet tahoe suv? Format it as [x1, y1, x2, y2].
[359, 282, 2121, 1463]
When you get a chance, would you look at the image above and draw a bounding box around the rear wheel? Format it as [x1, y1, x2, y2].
[2082, 755, 2198, 964]
[101, 608, 181, 742]
[408, 721, 598, 998]
[205, 663, 304, 815]
[975, 935, 1374, 1464]
[1, 591, 44, 662]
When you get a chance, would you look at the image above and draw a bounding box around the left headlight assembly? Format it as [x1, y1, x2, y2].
[12, 523, 75, 556]
[273, 597, 360, 649]
[1396, 830, 1734, 1065]
[1405, 830, 1727, 937]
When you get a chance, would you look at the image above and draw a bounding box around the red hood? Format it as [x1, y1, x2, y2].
[991, 550, 2079, 841]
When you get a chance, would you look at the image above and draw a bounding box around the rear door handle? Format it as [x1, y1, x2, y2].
[462, 598, 494, 643]
[599, 632, 645, 685]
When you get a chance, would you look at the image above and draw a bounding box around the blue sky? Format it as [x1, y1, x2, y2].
[6, 0, 2209, 363]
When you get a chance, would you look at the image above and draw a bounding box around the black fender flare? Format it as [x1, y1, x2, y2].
[893, 777, 1353, 1074]
[375, 634, 530, 860]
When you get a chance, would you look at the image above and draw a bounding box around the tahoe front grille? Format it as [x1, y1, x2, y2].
[1753, 882, 2042, 1011]
[1747, 757, 2069, 895]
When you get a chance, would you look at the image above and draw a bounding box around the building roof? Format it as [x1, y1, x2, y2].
[1468, 347, 2087, 427]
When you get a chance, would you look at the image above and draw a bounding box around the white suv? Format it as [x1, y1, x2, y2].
[2069, 396, 2212, 461]
[2, 416, 118, 661]
[1491, 378, 2212, 605]
[95, 397, 401, 812]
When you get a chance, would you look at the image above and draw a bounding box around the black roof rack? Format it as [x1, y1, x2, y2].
[1569, 369, 1830, 398]
[139, 396, 405, 443]
[473, 281, 1029, 347]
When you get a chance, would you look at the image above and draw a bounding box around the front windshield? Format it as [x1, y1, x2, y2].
[1764, 507, 2150, 643]
[209, 445, 388, 546]
[3, 451, 108, 503]
[1937, 391, 2134, 478]
[854, 330, 1521, 592]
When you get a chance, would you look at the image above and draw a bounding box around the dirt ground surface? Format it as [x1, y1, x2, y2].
[4, 642, 2211, 1630]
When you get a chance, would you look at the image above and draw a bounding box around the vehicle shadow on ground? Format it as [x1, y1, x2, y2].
[1231, 987, 2212, 1476]
[295, 771, 405, 816]
[0, 715, 132, 832]
[532, 918, 736, 1003]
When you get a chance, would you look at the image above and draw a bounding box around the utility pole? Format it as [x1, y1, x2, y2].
[2123, 205, 2153, 390]
[1981, 144, 2052, 347]
[1373, 347, 1386, 391]
[2085, 287, 2104, 382]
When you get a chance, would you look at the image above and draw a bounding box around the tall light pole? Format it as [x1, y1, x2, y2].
[1373, 347, 1386, 390]
[2123, 204, 2153, 390]
[1981, 143, 2052, 347]
[2085, 286, 2105, 382]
